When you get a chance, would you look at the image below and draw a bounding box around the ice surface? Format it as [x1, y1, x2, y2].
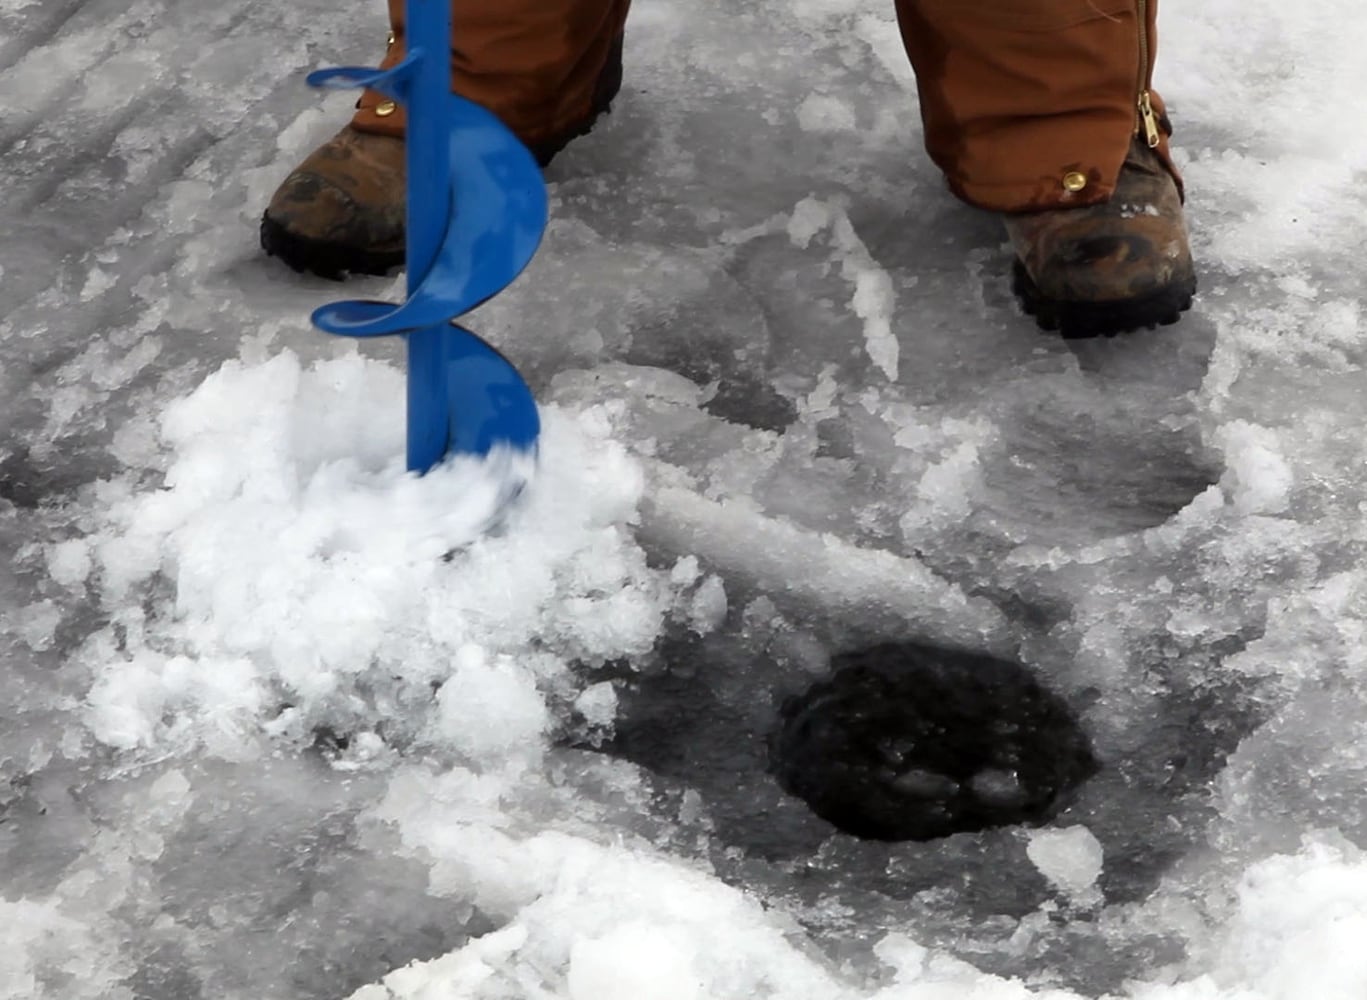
[2, 0, 1367, 997]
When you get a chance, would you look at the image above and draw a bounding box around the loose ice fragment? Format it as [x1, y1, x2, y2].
[1026, 825, 1106, 901]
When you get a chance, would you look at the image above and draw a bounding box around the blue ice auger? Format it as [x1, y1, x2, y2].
[305, 0, 544, 474]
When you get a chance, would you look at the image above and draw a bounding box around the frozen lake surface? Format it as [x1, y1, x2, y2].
[2, 0, 1366, 997]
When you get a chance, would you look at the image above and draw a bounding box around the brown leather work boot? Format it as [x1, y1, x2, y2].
[1005, 138, 1197, 338]
[262, 127, 408, 279]
[261, 35, 624, 279]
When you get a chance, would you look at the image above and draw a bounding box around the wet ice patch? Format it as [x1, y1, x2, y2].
[0, 899, 123, 1000]
[77, 350, 722, 761]
[797, 92, 857, 132]
[6, 599, 62, 652]
[786, 196, 900, 381]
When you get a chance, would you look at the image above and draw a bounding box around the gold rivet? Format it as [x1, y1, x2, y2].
[386, 30, 396, 46]
[1062, 171, 1088, 193]
[375, 100, 397, 117]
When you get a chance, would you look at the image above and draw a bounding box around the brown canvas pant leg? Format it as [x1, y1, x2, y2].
[894, 0, 1181, 212]
[352, 0, 629, 149]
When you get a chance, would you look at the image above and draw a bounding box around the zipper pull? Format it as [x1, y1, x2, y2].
[1138, 91, 1161, 149]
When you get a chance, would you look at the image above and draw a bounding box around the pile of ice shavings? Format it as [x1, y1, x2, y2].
[74, 349, 727, 764]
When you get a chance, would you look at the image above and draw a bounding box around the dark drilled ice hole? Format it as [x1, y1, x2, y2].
[771, 643, 1098, 842]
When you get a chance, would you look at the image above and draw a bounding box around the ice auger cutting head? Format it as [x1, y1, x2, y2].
[305, 0, 546, 477]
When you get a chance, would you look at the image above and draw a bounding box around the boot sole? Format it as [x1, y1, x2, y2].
[259, 219, 404, 280]
[1012, 259, 1196, 338]
[261, 36, 625, 281]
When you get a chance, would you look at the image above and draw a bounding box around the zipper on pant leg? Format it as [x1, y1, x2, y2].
[1135, 0, 1161, 147]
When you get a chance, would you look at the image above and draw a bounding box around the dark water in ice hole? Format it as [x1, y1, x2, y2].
[583, 605, 1269, 992]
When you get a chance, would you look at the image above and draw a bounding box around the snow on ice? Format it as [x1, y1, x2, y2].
[1, 0, 1366, 998]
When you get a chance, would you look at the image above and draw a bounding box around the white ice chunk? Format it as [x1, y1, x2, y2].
[687, 574, 728, 633]
[1026, 826, 1105, 902]
[568, 923, 702, 1000]
[46, 538, 93, 587]
[574, 681, 618, 730]
[797, 93, 857, 133]
[1217, 420, 1293, 515]
[436, 646, 550, 763]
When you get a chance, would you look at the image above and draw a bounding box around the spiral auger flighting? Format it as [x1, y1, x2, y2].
[305, 0, 546, 480]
